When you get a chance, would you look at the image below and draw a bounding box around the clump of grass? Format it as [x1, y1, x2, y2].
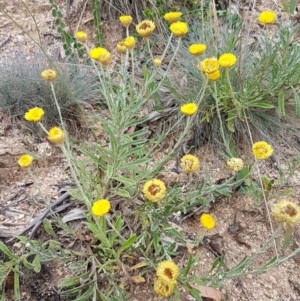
[0, 51, 99, 129]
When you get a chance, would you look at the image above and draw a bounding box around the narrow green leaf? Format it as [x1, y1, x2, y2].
[43, 219, 56, 237]
[279, 0, 289, 13]
[262, 256, 277, 268]
[115, 188, 131, 198]
[117, 234, 137, 257]
[292, 87, 300, 118]
[290, 0, 297, 14]
[32, 255, 41, 273]
[13, 266, 20, 300]
[0, 242, 18, 260]
[112, 176, 136, 186]
[278, 90, 285, 117]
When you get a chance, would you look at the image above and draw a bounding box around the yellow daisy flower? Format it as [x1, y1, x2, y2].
[227, 157, 244, 172]
[153, 58, 162, 67]
[75, 31, 88, 43]
[258, 11, 276, 25]
[119, 15, 132, 27]
[41, 69, 57, 81]
[116, 41, 127, 54]
[180, 103, 197, 116]
[47, 127, 65, 144]
[136, 20, 155, 38]
[189, 44, 207, 56]
[198, 57, 219, 74]
[180, 154, 200, 173]
[156, 261, 180, 284]
[18, 154, 33, 168]
[154, 278, 175, 297]
[218, 53, 237, 68]
[91, 199, 111, 217]
[200, 213, 216, 230]
[272, 200, 300, 229]
[205, 69, 220, 81]
[89, 47, 111, 66]
[123, 36, 135, 50]
[143, 179, 166, 202]
[169, 21, 188, 38]
[163, 12, 182, 24]
[24, 107, 45, 122]
[252, 141, 273, 160]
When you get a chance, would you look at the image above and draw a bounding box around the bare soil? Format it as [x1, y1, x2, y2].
[1, 1, 300, 301]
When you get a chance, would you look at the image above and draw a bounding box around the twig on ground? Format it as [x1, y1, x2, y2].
[0, 35, 11, 48]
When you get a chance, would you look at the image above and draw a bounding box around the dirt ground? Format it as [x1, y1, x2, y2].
[1, 0, 300, 300]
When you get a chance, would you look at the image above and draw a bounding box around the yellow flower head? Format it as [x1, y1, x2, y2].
[198, 57, 219, 74]
[136, 20, 155, 38]
[24, 107, 45, 122]
[156, 261, 180, 284]
[163, 12, 182, 24]
[180, 154, 200, 173]
[75, 31, 88, 43]
[91, 199, 111, 217]
[205, 69, 220, 81]
[119, 15, 133, 27]
[200, 213, 216, 230]
[218, 53, 237, 68]
[154, 58, 162, 67]
[18, 154, 33, 168]
[116, 41, 127, 54]
[169, 21, 188, 38]
[252, 141, 273, 160]
[123, 36, 135, 50]
[227, 157, 244, 172]
[89, 47, 111, 66]
[258, 11, 276, 25]
[154, 278, 175, 297]
[272, 200, 300, 229]
[143, 179, 166, 202]
[180, 103, 197, 116]
[47, 127, 65, 144]
[41, 69, 57, 81]
[189, 44, 207, 56]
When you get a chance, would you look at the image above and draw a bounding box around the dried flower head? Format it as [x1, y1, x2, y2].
[272, 200, 300, 229]
[154, 58, 162, 67]
[89, 47, 111, 66]
[143, 179, 166, 202]
[169, 21, 188, 38]
[136, 20, 155, 38]
[163, 12, 182, 24]
[24, 107, 45, 122]
[41, 69, 57, 81]
[91, 199, 111, 217]
[252, 141, 273, 160]
[258, 11, 276, 25]
[180, 103, 197, 116]
[156, 261, 180, 284]
[116, 41, 127, 54]
[227, 157, 244, 172]
[180, 154, 200, 173]
[200, 213, 216, 230]
[218, 53, 237, 68]
[75, 31, 88, 43]
[47, 127, 65, 144]
[189, 44, 206, 56]
[119, 15, 133, 27]
[123, 36, 135, 50]
[154, 278, 175, 297]
[198, 58, 219, 74]
[18, 154, 33, 168]
[205, 69, 220, 81]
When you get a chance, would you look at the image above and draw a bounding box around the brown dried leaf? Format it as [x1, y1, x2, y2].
[131, 276, 146, 283]
[188, 283, 225, 301]
[128, 261, 148, 271]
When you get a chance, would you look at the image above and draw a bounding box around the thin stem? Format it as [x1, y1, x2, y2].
[243, 108, 279, 258]
[160, 33, 174, 62]
[213, 82, 231, 156]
